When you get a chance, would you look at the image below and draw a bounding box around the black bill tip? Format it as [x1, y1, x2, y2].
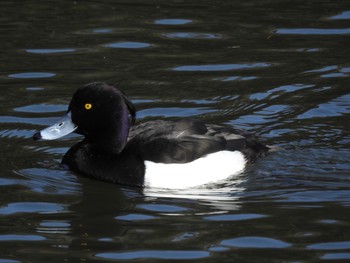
[33, 132, 42, 141]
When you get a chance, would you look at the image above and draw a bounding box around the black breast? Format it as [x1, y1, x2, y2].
[62, 141, 146, 186]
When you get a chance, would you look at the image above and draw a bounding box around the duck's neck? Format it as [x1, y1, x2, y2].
[86, 109, 130, 154]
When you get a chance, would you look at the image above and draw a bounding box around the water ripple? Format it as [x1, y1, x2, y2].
[103, 42, 151, 49]
[137, 204, 188, 213]
[76, 28, 114, 34]
[0, 259, 20, 263]
[297, 93, 350, 119]
[154, 19, 193, 25]
[8, 72, 56, 79]
[173, 63, 271, 71]
[0, 234, 46, 241]
[220, 236, 291, 248]
[275, 28, 350, 35]
[304, 65, 338, 73]
[0, 129, 35, 139]
[91, 28, 114, 33]
[219, 76, 257, 81]
[232, 104, 289, 125]
[14, 104, 66, 113]
[163, 32, 221, 39]
[0, 202, 66, 215]
[96, 250, 209, 260]
[250, 84, 314, 101]
[25, 48, 76, 54]
[115, 213, 157, 221]
[274, 190, 350, 203]
[15, 168, 81, 195]
[0, 116, 59, 125]
[329, 11, 350, 20]
[138, 107, 215, 118]
[37, 221, 71, 234]
[203, 213, 267, 221]
[321, 253, 350, 260]
[307, 241, 350, 250]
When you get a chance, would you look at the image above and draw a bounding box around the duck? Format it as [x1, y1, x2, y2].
[33, 82, 273, 189]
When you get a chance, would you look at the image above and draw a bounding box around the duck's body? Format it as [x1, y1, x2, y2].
[34, 82, 272, 189]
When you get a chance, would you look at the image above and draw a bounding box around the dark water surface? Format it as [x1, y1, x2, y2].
[1, 0, 350, 262]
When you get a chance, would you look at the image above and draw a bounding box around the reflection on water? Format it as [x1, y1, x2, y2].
[275, 28, 350, 35]
[37, 221, 71, 234]
[0, 0, 349, 262]
[0, 235, 46, 241]
[172, 63, 271, 71]
[163, 32, 222, 39]
[96, 250, 210, 260]
[26, 48, 77, 54]
[0, 202, 66, 215]
[329, 10, 350, 20]
[15, 168, 81, 195]
[154, 19, 193, 25]
[103, 41, 152, 49]
[8, 72, 56, 79]
[220, 236, 291, 248]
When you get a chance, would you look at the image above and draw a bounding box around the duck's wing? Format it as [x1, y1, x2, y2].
[136, 134, 227, 163]
[206, 124, 270, 161]
[128, 119, 222, 163]
[128, 118, 269, 163]
[128, 118, 207, 140]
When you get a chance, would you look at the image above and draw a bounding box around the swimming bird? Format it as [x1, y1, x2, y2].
[33, 82, 272, 189]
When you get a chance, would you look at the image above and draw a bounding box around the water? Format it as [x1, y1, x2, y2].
[1, 0, 350, 262]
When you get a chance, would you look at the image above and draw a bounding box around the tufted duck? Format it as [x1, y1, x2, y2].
[33, 82, 272, 188]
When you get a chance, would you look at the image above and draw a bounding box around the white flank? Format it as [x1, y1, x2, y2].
[144, 151, 246, 189]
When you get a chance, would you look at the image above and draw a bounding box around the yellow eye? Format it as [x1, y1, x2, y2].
[85, 103, 92, 110]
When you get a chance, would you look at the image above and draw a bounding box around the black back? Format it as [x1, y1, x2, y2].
[128, 118, 270, 163]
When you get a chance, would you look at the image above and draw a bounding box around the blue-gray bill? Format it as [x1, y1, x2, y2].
[33, 112, 77, 140]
